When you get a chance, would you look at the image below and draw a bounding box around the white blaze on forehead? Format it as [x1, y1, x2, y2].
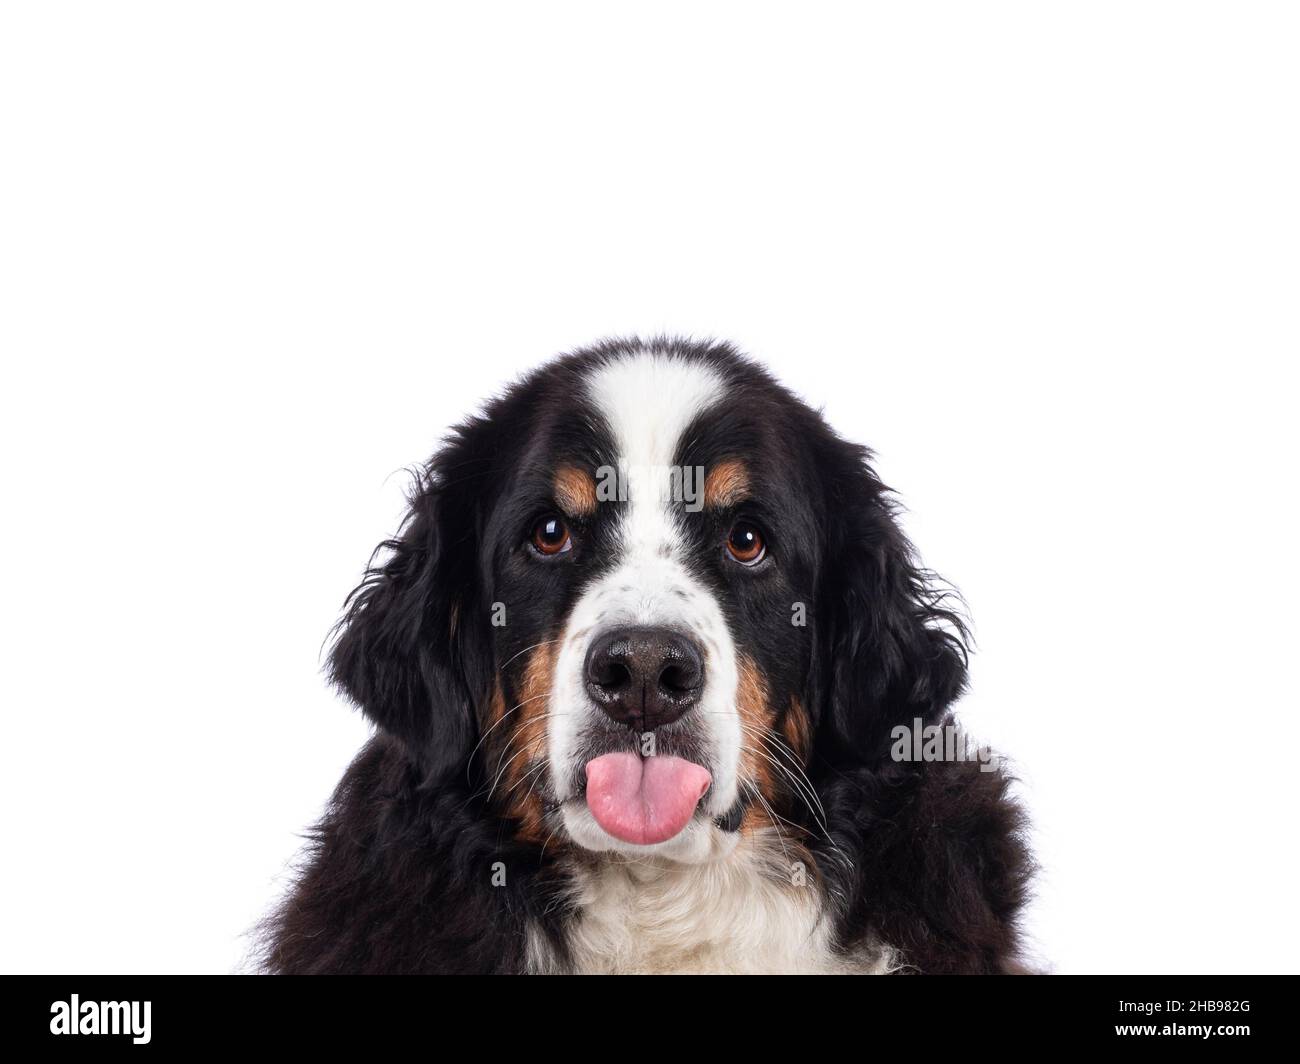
[585, 352, 725, 466]
[585, 352, 725, 558]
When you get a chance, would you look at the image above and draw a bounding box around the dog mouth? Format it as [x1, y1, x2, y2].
[583, 752, 712, 845]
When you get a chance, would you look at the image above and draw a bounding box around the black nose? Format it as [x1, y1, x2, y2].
[584, 626, 705, 731]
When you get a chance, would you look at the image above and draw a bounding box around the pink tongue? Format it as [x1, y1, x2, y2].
[584, 752, 712, 845]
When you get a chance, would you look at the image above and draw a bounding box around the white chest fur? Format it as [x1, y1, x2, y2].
[530, 830, 893, 975]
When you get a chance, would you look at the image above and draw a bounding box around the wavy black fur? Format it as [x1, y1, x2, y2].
[258, 337, 1033, 974]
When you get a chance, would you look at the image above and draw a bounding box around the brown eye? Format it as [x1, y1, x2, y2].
[530, 514, 572, 556]
[725, 521, 766, 565]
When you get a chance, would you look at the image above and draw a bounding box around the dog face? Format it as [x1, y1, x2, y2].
[328, 338, 967, 862]
[530, 354, 826, 862]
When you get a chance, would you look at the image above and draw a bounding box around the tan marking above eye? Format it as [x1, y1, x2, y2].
[704, 459, 750, 509]
[554, 465, 598, 517]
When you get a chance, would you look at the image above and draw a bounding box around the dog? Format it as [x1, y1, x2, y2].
[260, 337, 1032, 974]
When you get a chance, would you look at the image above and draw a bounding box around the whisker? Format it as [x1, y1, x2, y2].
[498, 638, 563, 672]
[480, 719, 558, 804]
[743, 739, 829, 833]
[483, 745, 534, 804]
[734, 732, 844, 859]
[751, 728, 827, 823]
[518, 757, 551, 814]
[465, 690, 552, 778]
[729, 719, 827, 825]
[716, 715, 825, 820]
[539, 818, 566, 864]
[503, 756, 549, 798]
[743, 778, 792, 863]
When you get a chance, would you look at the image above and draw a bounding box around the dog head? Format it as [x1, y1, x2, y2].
[329, 338, 966, 862]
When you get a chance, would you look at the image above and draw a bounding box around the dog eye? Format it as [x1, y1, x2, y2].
[530, 514, 572, 556]
[725, 521, 766, 566]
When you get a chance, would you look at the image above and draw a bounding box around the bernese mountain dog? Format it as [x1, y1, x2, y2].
[261, 337, 1032, 974]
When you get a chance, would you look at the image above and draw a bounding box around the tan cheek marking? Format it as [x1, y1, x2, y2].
[735, 671, 818, 862]
[736, 654, 776, 803]
[704, 459, 750, 509]
[781, 695, 812, 763]
[483, 682, 507, 733]
[554, 465, 597, 517]
[497, 642, 556, 844]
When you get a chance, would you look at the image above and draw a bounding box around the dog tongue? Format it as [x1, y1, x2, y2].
[584, 752, 712, 845]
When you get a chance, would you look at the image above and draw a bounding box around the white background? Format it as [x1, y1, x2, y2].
[2, 2, 1296, 974]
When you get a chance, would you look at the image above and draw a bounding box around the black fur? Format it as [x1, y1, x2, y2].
[259, 337, 1033, 974]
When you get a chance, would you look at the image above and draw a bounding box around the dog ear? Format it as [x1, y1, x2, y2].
[815, 441, 969, 765]
[328, 454, 490, 781]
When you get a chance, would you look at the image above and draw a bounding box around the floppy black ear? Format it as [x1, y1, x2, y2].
[816, 441, 969, 765]
[328, 459, 489, 781]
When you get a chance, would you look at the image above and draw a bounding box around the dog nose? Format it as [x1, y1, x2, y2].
[584, 626, 705, 731]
